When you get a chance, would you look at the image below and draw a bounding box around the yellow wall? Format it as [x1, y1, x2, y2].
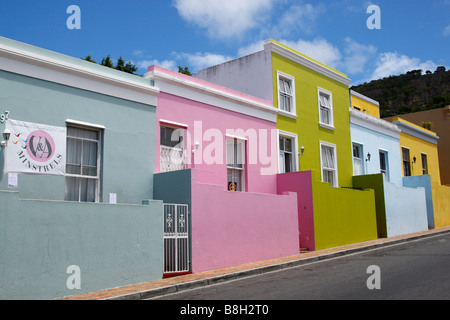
[395, 118, 441, 185]
[350, 93, 380, 118]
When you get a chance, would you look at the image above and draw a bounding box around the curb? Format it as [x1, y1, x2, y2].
[105, 228, 450, 300]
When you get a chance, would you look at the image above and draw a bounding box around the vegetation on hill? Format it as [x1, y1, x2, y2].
[351, 67, 450, 118]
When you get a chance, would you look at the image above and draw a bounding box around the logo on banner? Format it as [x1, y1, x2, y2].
[6, 120, 66, 175]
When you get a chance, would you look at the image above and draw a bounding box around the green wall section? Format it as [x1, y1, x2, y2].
[272, 52, 354, 187]
[0, 191, 163, 300]
[312, 182, 378, 251]
[353, 174, 387, 238]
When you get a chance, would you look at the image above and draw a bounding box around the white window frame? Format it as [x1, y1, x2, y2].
[402, 147, 411, 177]
[352, 142, 364, 176]
[317, 87, 334, 130]
[277, 71, 297, 118]
[226, 137, 246, 192]
[320, 141, 339, 187]
[65, 124, 102, 203]
[421, 153, 428, 175]
[379, 149, 389, 181]
[277, 130, 299, 173]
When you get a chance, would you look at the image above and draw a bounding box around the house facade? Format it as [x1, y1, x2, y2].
[146, 65, 300, 273]
[195, 39, 378, 251]
[0, 37, 164, 299]
[349, 92, 429, 237]
[389, 118, 450, 228]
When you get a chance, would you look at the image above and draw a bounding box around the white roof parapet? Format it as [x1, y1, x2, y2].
[0, 36, 159, 105]
[350, 90, 380, 106]
[393, 120, 439, 145]
[349, 107, 401, 138]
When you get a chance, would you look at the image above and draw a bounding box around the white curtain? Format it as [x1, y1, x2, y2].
[65, 127, 99, 202]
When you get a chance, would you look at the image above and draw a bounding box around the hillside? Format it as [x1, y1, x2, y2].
[351, 67, 450, 118]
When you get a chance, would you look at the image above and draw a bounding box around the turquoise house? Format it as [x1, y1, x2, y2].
[349, 92, 429, 238]
[0, 37, 163, 299]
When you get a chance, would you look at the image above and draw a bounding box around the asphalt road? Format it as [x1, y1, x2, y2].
[153, 232, 450, 300]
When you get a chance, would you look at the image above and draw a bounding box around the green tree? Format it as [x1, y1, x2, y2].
[178, 66, 192, 76]
[81, 55, 96, 63]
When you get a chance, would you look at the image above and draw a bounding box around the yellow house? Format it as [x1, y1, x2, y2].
[390, 117, 450, 228]
[350, 90, 381, 118]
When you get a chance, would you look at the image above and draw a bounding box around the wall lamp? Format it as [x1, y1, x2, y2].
[366, 152, 371, 162]
[1, 128, 10, 148]
[300, 145, 305, 156]
[192, 140, 200, 154]
[413, 156, 417, 164]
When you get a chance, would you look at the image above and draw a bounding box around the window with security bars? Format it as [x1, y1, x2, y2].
[65, 126, 101, 202]
[160, 126, 186, 173]
[227, 138, 245, 192]
[321, 143, 338, 187]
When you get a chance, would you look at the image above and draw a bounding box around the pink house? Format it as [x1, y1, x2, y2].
[147, 66, 300, 274]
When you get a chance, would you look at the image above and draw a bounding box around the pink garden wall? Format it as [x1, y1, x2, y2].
[190, 170, 299, 273]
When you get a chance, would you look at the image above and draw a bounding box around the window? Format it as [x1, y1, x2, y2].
[160, 125, 186, 173]
[352, 143, 363, 176]
[320, 142, 338, 187]
[65, 125, 101, 202]
[379, 150, 389, 180]
[279, 137, 294, 173]
[277, 71, 295, 116]
[421, 153, 428, 175]
[318, 88, 334, 129]
[227, 138, 245, 192]
[402, 148, 411, 177]
[277, 130, 299, 174]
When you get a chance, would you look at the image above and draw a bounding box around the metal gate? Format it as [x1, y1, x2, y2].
[163, 204, 190, 274]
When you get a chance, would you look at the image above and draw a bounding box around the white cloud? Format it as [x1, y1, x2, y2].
[137, 59, 178, 72]
[370, 52, 437, 80]
[273, 2, 324, 36]
[342, 37, 377, 74]
[443, 24, 450, 37]
[173, 0, 273, 39]
[279, 38, 342, 68]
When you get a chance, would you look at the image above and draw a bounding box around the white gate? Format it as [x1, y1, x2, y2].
[163, 204, 190, 274]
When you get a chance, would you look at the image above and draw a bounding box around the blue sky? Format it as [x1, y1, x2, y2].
[0, 0, 449, 85]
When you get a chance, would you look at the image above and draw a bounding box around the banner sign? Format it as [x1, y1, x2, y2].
[5, 119, 66, 175]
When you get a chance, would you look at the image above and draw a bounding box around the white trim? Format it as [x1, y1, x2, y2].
[277, 129, 299, 173]
[317, 87, 334, 130]
[66, 119, 105, 130]
[225, 134, 248, 141]
[393, 120, 439, 145]
[319, 141, 339, 187]
[276, 71, 296, 117]
[0, 37, 159, 106]
[349, 108, 400, 139]
[160, 119, 188, 129]
[350, 90, 380, 107]
[265, 40, 351, 86]
[146, 68, 277, 122]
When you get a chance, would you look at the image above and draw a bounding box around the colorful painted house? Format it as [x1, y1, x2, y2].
[388, 118, 450, 228]
[195, 39, 378, 251]
[384, 106, 450, 186]
[145, 65, 300, 274]
[349, 91, 429, 237]
[0, 37, 164, 299]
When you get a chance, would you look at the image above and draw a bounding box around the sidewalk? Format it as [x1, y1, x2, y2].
[60, 226, 450, 300]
